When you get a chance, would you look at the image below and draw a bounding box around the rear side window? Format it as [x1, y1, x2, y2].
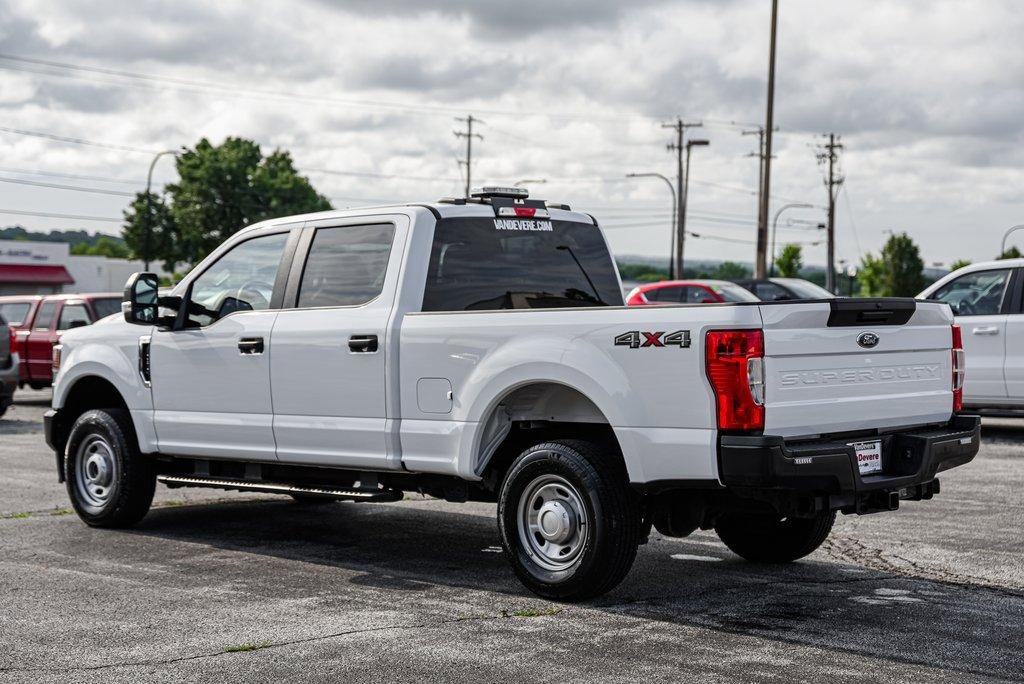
[0, 303, 31, 326]
[423, 218, 623, 311]
[90, 298, 122, 319]
[33, 301, 58, 330]
[296, 224, 395, 308]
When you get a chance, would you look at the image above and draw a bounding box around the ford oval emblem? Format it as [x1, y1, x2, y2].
[857, 332, 880, 349]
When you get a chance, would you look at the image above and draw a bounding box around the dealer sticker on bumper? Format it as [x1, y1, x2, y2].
[850, 440, 882, 475]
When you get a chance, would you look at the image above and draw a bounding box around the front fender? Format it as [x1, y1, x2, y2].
[53, 339, 151, 411]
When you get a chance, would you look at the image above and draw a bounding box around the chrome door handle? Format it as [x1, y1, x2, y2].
[972, 326, 1000, 336]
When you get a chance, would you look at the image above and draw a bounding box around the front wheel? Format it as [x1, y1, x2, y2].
[64, 409, 156, 528]
[498, 439, 641, 601]
[715, 510, 836, 563]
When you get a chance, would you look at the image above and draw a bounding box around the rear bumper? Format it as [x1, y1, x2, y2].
[718, 415, 980, 514]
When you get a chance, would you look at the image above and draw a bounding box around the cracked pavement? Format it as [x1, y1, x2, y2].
[2, 390, 1023, 683]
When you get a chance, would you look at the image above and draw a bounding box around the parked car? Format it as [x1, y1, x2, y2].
[0, 293, 121, 390]
[625, 279, 761, 305]
[734, 277, 837, 301]
[45, 187, 978, 601]
[919, 259, 1024, 412]
[0, 312, 17, 417]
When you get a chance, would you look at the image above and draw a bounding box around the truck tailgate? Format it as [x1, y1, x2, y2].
[761, 299, 954, 438]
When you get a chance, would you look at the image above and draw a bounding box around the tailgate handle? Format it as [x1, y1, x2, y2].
[972, 326, 1000, 336]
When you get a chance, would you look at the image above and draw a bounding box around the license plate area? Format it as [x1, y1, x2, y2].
[850, 440, 882, 475]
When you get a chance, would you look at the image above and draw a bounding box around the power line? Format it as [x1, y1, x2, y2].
[0, 208, 122, 222]
[0, 52, 664, 123]
[0, 125, 159, 154]
[0, 175, 136, 197]
[0, 166, 147, 185]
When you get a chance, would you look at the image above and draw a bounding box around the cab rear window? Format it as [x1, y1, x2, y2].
[422, 218, 623, 312]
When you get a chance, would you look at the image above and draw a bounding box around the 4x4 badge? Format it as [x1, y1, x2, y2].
[615, 330, 691, 349]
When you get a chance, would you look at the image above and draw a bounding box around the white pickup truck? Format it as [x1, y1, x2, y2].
[45, 187, 979, 600]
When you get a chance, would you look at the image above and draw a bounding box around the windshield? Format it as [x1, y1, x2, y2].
[90, 298, 122, 320]
[423, 217, 624, 311]
[708, 282, 761, 302]
[773, 278, 836, 299]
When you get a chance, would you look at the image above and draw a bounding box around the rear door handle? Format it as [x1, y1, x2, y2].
[348, 335, 378, 353]
[972, 326, 1000, 336]
[238, 337, 265, 354]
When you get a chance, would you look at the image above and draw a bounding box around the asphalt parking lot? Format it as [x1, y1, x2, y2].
[2, 390, 1023, 683]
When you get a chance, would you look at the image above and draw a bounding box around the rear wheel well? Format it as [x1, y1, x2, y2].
[476, 382, 627, 492]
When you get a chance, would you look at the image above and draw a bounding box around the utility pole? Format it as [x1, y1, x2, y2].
[756, 0, 779, 278]
[454, 115, 483, 198]
[663, 118, 702, 277]
[816, 133, 844, 293]
[743, 126, 766, 247]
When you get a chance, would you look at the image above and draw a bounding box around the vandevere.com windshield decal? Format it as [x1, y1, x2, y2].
[493, 218, 553, 232]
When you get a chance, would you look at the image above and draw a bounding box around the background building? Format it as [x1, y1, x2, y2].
[0, 240, 163, 296]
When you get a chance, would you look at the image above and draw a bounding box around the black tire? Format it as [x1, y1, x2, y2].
[498, 439, 641, 601]
[64, 408, 156, 528]
[715, 510, 836, 563]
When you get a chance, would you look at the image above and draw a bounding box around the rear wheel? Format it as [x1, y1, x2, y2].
[64, 409, 156, 528]
[715, 510, 836, 563]
[498, 439, 640, 601]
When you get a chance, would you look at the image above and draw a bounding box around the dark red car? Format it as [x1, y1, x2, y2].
[0, 293, 121, 389]
[625, 279, 761, 306]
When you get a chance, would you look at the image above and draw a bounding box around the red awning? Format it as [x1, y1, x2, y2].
[0, 264, 75, 285]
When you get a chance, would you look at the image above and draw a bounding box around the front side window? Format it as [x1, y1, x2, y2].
[931, 269, 1010, 316]
[422, 218, 623, 311]
[57, 304, 90, 331]
[33, 302, 58, 330]
[188, 232, 289, 326]
[296, 224, 395, 308]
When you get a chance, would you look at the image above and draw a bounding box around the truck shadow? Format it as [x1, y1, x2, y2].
[127, 497, 1024, 680]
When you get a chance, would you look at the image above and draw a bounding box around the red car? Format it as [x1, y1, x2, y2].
[625, 279, 761, 306]
[0, 293, 121, 390]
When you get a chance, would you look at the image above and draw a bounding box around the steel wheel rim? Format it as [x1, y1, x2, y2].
[75, 434, 117, 509]
[517, 468, 589, 572]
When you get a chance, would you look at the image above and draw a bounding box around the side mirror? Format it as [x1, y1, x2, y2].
[123, 272, 159, 325]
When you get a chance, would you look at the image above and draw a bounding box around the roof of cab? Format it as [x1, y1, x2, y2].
[235, 200, 597, 238]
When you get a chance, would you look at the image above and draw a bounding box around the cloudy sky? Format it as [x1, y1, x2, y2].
[0, 0, 1022, 268]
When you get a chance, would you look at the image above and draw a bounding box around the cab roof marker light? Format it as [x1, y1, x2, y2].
[470, 186, 529, 199]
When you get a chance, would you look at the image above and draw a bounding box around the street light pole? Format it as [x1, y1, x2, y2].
[143, 149, 178, 271]
[1000, 224, 1024, 257]
[680, 140, 709, 276]
[770, 202, 813, 276]
[513, 179, 547, 188]
[626, 172, 677, 278]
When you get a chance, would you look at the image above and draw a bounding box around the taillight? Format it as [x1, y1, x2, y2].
[951, 324, 964, 412]
[706, 329, 765, 432]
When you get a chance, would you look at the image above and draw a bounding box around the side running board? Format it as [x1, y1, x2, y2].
[156, 475, 403, 502]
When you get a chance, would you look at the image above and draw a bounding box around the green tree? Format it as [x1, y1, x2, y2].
[949, 258, 972, 272]
[774, 244, 803, 278]
[712, 261, 750, 280]
[122, 137, 331, 270]
[70, 235, 131, 259]
[857, 232, 926, 297]
[998, 246, 1021, 260]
